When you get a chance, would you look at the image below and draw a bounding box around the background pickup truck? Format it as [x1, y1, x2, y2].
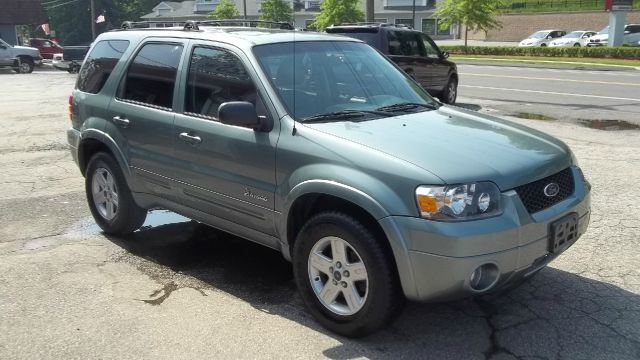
[0, 38, 42, 73]
[52, 45, 90, 73]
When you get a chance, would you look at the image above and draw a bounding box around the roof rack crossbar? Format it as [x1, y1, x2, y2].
[329, 22, 413, 30]
[119, 19, 294, 31]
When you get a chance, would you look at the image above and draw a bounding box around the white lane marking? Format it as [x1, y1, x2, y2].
[460, 72, 640, 86]
[460, 85, 640, 102]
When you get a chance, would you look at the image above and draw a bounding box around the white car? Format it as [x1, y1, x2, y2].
[519, 30, 567, 47]
[549, 31, 597, 47]
[587, 24, 640, 46]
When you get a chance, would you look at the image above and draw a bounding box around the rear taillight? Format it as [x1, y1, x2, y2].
[68, 95, 73, 120]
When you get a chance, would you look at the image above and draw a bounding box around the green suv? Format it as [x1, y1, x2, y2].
[67, 21, 591, 337]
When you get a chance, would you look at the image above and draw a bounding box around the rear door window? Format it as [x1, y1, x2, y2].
[76, 40, 130, 94]
[119, 42, 183, 110]
[388, 31, 422, 56]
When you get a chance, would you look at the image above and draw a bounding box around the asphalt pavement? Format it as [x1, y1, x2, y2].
[0, 68, 639, 360]
[457, 65, 640, 125]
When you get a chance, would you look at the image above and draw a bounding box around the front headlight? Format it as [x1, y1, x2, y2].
[415, 182, 502, 221]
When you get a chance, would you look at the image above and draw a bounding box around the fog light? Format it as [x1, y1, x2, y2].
[469, 263, 500, 292]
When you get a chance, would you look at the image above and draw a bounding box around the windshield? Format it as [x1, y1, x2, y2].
[253, 41, 436, 121]
[529, 31, 549, 39]
[564, 31, 583, 38]
[599, 26, 609, 34]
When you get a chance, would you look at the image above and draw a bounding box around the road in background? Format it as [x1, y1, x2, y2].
[457, 65, 640, 125]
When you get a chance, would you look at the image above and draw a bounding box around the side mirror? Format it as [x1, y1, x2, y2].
[546, 35, 552, 39]
[441, 51, 449, 59]
[624, 31, 630, 34]
[218, 101, 270, 131]
[0, 44, 6, 49]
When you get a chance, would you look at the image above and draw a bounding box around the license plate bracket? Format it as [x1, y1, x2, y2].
[549, 213, 579, 254]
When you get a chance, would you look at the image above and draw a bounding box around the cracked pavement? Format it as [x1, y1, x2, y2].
[0, 70, 638, 359]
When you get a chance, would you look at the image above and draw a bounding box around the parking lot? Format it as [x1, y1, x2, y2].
[0, 67, 639, 359]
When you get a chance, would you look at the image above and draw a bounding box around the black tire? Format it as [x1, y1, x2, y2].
[14, 57, 34, 74]
[440, 76, 458, 105]
[293, 212, 404, 337]
[574, 43, 581, 47]
[85, 152, 147, 235]
[541, 43, 547, 47]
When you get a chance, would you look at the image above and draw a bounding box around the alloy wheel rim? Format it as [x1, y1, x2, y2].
[91, 167, 119, 220]
[448, 81, 457, 103]
[19, 62, 30, 73]
[308, 236, 369, 316]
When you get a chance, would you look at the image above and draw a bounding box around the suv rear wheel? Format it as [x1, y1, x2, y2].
[293, 212, 404, 337]
[85, 152, 147, 235]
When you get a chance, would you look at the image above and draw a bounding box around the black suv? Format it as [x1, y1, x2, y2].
[327, 23, 458, 104]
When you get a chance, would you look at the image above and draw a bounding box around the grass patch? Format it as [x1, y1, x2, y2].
[451, 55, 640, 67]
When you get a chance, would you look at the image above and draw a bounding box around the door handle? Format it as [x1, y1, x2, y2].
[112, 116, 130, 128]
[179, 132, 202, 144]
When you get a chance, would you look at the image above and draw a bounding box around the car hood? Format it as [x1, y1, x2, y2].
[13, 45, 39, 51]
[303, 106, 572, 190]
[590, 34, 608, 41]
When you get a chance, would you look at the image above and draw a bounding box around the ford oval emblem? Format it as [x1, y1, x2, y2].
[543, 183, 560, 197]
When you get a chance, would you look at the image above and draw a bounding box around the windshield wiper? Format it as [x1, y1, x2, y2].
[375, 102, 439, 113]
[302, 110, 392, 123]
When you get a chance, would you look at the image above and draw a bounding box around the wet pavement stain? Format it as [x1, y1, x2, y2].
[509, 113, 640, 131]
[510, 112, 557, 121]
[579, 119, 640, 131]
[103, 210, 296, 307]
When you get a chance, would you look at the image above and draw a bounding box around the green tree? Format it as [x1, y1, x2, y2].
[260, 0, 293, 23]
[311, 0, 364, 31]
[434, 0, 504, 47]
[209, 0, 240, 20]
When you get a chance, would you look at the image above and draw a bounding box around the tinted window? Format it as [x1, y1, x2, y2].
[185, 46, 263, 119]
[120, 43, 183, 109]
[76, 40, 129, 94]
[421, 34, 440, 59]
[388, 31, 422, 56]
[333, 31, 378, 48]
[628, 26, 640, 33]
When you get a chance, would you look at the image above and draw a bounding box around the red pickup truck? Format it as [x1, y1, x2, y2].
[28, 38, 64, 60]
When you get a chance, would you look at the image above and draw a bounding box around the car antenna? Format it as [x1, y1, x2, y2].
[292, 30, 297, 136]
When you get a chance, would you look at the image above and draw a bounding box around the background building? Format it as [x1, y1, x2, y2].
[0, 0, 48, 45]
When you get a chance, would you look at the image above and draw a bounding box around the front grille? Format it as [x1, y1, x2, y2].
[514, 168, 575, 214]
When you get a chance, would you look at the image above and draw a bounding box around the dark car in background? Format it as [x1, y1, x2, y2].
[326, 23, 458, 104]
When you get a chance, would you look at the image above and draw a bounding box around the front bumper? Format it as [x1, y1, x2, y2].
[379, 166, 591, 302]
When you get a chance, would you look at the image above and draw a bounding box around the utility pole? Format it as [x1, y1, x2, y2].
[243, 0, 247, 19]
[366, 0, 374, 22]
[90, 0, 96, 40]
[411, 0, 416, 29]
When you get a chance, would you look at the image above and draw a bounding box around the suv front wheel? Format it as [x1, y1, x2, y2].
[440, 76, 458, 105]
[85, 152, 147, 235]
[293, 212, 404, 337]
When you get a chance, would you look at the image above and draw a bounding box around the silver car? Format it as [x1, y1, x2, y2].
[519, 30, 566, 47]
[549, 31, 597, 47]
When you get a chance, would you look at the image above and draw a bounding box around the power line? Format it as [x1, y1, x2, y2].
[44, 0, 84, 10]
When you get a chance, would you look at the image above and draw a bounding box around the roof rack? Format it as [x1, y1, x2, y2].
[120, 19, 294, 31]
[330, 22, 413, 29]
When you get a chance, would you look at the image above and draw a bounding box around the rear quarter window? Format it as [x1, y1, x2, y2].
[76, 40, 130, 94]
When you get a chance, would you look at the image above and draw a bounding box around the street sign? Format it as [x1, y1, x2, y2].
[606, 0, 633, 11]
